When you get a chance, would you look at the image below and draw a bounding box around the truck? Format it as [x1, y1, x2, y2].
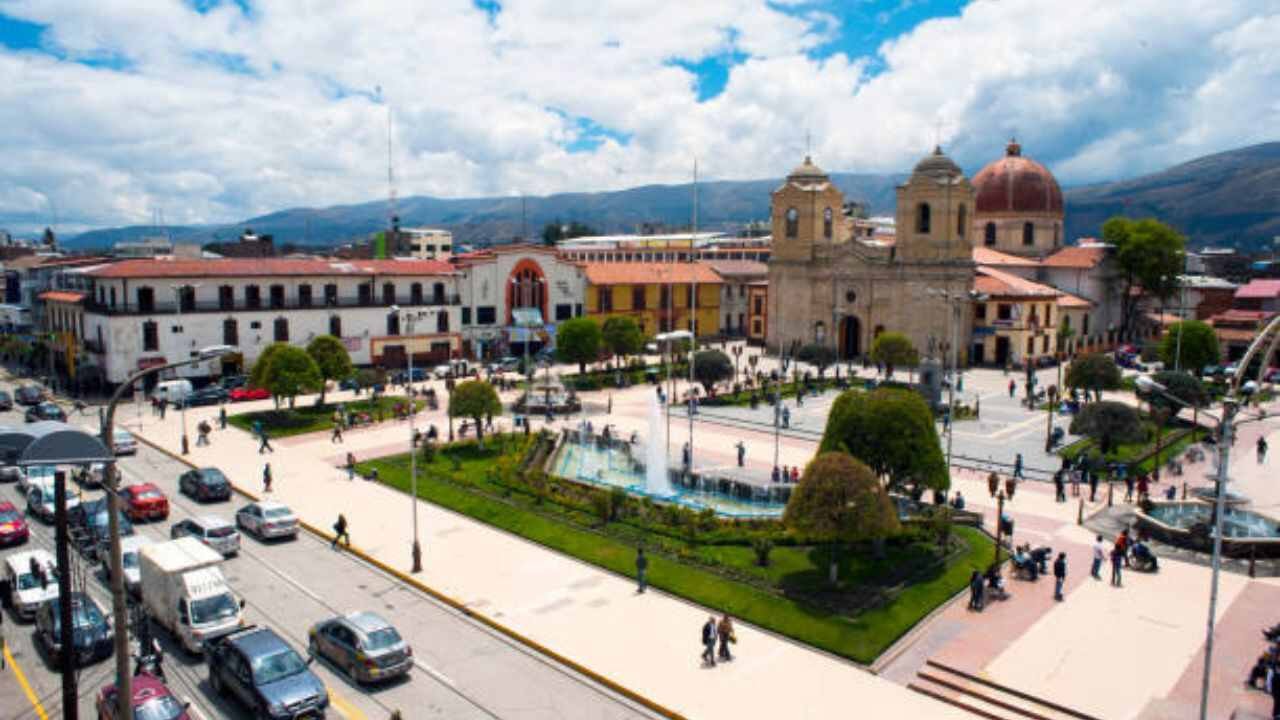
[139, 537, 245, 654]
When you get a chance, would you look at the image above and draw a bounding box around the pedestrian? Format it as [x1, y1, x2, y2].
[1091, 535, 1105, 579]
[258, 425, 273, 454]
[735, 441, 745, 467]
[196, 420, 212, 447]
[1013, 453, 1024, 480]
[1137, 474, 1149, 502]
[607, 394, 613, 414]
[781, 406, 790, 428]
[968, 570, 984, 611]
[635, 548, 648, 594]
[701, 616, 717, 667]
[1008, 379, 1016, 397]
[1053, 552, 1067, 601]
[332, 513, 350, 549]
[1110, 544, 1124, 587]
[219, 406, 227, 430]
[1070, 468, 1080, 497]
[262, 463, 273, 494]
[771, 465, 781, 484]
[790, 466, 799, 483]
[1259, 436, 1269, 464]
[331, 421, 344, 443]
[717, 614, 735, 662]
[1054, 470, 1066, 502]
[1124, 473, 1135, 502]
[1088, 469, 1099, 502]
[682, 443, 690, 471]
[158, 400, 166, 419]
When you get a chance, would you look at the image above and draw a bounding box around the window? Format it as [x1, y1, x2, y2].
[598, 287, 613, 312]
[1022, 222, 1035, 246]
[916, 203, 931, 234]
[785, 207, 799, 238]
[96, 286, 104, 305]
[823, 207, 833, 239]
[476, 306, 497, 325]
[660, 286, 671, 310]
[223, 319, 238, 346]
[1044, 304, 1052, 325]
[250, 321, 261, 329]
[218, 285, 234, 311]
[110, 287, 117, 308]
[436, 313, 449, 333]
[328, 315, 341, 337]
[298, 284, 312, 308]
[273, 317, 289, 342]
[142, 321, 158, 351]
[725, 314, 732, 331]
[386, 313, 400, 336]
[269, 285, 285, 309]
[574, 303, 582, 317]
[984, 222, 997, 246]
[1027, 337, 1035, 354]
[177, 286, 196, 313]
[244, 285, 261, 309]
[136, 286, 155, 313]
[957, 204, 967, 237]
[410, 283, 423, 305]
[738, 312, 744, 331]
[975, 303, 987, 320]
[739, 285, 746, 298]
[432, 283, 445, 304]
[555, 304, 572, 321]
[997, 304, 1012, 321]
[461, 307, 472, 325]
[358, 283, 372, 306]
[324, 284, 338, 306]
[1083, 314, 1090, 335]
[1042, 335, 1049, 353]
[631, 286, 646, 310]
[753, 296, 763, 315]
[382, 282, 396, 305]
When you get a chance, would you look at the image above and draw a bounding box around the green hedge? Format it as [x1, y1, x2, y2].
[228, 396, 424, 438]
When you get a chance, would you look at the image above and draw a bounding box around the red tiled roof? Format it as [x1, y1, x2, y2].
[1211, 309, 1274, 324]
[706, 260, 768, 278]
[38, 290, 86, 303]
[975, 266, 1061, 299]
[83, 258, 455, 279]
[973, 247, 1040, 267]
[583, 262, 723, 286]
[1235, 279, 1280, 299]
[1057, 291, 1092, 308]
[1042, 246, 1108, 268]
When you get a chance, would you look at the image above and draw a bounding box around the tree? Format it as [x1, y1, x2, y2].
[1065, 353, 1122, 400]
[870, 332, 918, 378]
[249, 342, 292, 405]
[541, 219, 599, 246]
[1158, 320, 1220, 374]
[448, 380, 502, 444]
[692, 349, 733, 393]
[306, 335, 353, 405]
[259, 345, 323, 409]
[556, 317, 602, 373]
[783, 452, 900, 584]
[819, 387, 948, 494]
[1101, 216, 1186, 340]
[1069, 401, 1144, 457]
[1142, 370, 1210, 474]
[797, 343, 837, 378]
[601, 316, 644, 369]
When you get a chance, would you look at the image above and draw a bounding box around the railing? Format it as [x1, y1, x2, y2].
[82, 294, 462, 316]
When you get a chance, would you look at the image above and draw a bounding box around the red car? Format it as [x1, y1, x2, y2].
[119, 483, 170, 522]
[230, 386, 271, 402]
[0, 500, 30, 546]
[96, 672, 191, 720]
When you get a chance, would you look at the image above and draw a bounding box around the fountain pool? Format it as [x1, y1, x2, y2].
[1136, 500, 1280, 557]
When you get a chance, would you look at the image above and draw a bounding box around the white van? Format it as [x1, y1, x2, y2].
[152, 379, 193, 407]
[4, 549, 59, 619]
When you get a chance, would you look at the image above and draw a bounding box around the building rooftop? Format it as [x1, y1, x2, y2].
[82, 257, 456, 280]
[1041, 245, 1109, 269]
[975, 266, 1061, 299]
[973, 247, 1040, 267]
[582, 262, 723, 286]
[38, 291, 87, 304]
[1234, 279, 1280, 299]
[706, 260, 768, 278]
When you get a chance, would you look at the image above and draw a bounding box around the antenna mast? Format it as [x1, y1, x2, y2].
[387, 101, 397, 229]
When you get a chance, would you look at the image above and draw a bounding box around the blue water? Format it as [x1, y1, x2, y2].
[1146, 502, 1280, 539]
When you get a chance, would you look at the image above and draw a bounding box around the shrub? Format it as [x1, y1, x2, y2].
[752, 536, 774, 567]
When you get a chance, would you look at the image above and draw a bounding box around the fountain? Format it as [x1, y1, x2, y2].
[645, 392, 673, 497]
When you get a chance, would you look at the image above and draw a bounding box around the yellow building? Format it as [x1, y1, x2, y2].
[582, 263, 723, 338]
[972, 266, 1092, 367]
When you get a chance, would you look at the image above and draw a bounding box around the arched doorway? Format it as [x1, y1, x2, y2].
[839, 316, 861, 360]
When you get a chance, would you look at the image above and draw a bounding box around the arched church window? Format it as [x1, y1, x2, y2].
[957, 204, 967, 237]
[916, 203, 931, 234]
[823, 207, 833, 239]
[1022, 222, 1035, 246]
[984, 222, 996, 246]
[785, 208, 799, 238]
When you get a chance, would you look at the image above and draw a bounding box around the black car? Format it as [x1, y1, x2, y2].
[179, 467, 233, 502]
[36, 592, 114, 667]
[25, 402, 66, 423]
[69, 498, 135, 560]
[219, 375, 248, 391]
[185, 386, 229, 407]
[0, 389, 12, 410]
[207, 626, 328, 720]
[14, 385, 44, 406]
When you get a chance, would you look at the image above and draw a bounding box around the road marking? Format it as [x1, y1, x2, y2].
[5, 643, 50, 720]
[327, 687, 369, 720]
[414, 658, 457, 687]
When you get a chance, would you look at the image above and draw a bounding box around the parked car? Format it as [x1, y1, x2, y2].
[179, 467, 233, 502]
[0, 500, 30, 546]
[186, 386, 229, 407]
[207, 626, 328, 720]
[392, 368, 427, 384]
[73, 462, 108, 489]
[0, 461, 24, 484]
[14, 384, 45, 406]
[3, 549, 59, 619]
[119, 482, 170, 522]
[431, 364, 453, 379]
[36, 592, 114, 667]
[170, 515, 240, 556]
[230, 387, 271, 402]
[152, 379, 194, 407]
[26, 476, 83, 523]
[70, 498, 135, 561]
[17, 463, 54, 494]
[25, 401, 67, 423]
[0, 389, 13, 410]
[219, 375, 248, 391]
[112, 427, 138, 455]
[96, 672, 192, 720]
[308, 611, 413, 684]
[338, 377, 361, 391]
[235, 500, 299, 540]
[114, 535, 156, 596]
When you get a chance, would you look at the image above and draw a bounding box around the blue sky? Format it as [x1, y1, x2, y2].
[0, 1, 1276, 234]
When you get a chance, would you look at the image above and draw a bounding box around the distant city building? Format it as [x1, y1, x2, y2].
[558, 232, 770, 263]
[112, 236, 174, 258]
[399, 228, 454, 260]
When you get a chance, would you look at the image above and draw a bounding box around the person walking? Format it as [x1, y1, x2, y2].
[781, 406, 790, 429]
[345, 452, 357, 481]
[1088, 469, 1099, 502]
[1124, 473, 1135, 502]
[682, 443, 691, 472]
[1013, 453, 1024, 480]
[1137, 474, 1149, 502]
[771, 465, 781, 484]
[789, 466, 799, 484]
[1091, 535, 1105, 579]
[1053, 470, 1066, 502]
[196, 420, 212, 447]
[331, 513, 350, 550]
[218, 406, 227, 430]
[1110, 543, 1124, 587]
[1259, 436, 1269, 464]
[701, 616, 717, 667]
[635, 548, 648, 594]
[716, 614, 735, 662]
[1008, 378, 1016, 397]
[968, 570, 984, 611]
[331, 420, 344, 443]
[1053, 552, 1067, 601]
[158, 400, 166, 419]
[262, 463, 273, 494]
[735, 441, 745, 467]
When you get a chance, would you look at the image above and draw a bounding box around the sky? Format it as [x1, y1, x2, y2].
[0, 0, 1277, 236]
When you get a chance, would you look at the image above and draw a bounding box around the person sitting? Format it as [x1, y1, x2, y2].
[1030, 546, 1053, 575]
[985, 567, 1009, 600]
[1013, 545, 1038, 580]
[951, 492, 965, 511]
[1131, 541, 1158, 571]
[1164, 484, 1177, 501]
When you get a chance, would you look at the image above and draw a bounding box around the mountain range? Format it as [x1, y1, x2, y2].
[66, 142, 1280, 253]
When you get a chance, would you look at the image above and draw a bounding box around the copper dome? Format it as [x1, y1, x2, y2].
[972, 139, 1063, 215]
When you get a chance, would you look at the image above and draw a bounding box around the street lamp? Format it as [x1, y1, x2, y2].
[170, 283, 202, 455]
[102, 343, 234, 720]
[391, 305, 426, 573]
[927, 288, 985, 473]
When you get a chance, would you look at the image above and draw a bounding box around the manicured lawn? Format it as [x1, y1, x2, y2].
[1059, 421, 1207, 475]
[359, 437, 992, 664]
[228, 395, 424, 438]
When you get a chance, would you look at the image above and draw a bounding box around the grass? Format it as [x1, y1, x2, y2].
[358, 437, 992, 664]
[228, 395, 424, 438]
[1059, 421, 1207, 475]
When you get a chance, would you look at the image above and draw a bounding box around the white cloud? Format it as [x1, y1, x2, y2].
[0, 0, 1276, 236]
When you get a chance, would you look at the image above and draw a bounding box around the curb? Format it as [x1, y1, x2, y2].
[129, 431, 687, 720]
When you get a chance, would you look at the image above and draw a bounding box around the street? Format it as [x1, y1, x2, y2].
[0, 380, 656, 720]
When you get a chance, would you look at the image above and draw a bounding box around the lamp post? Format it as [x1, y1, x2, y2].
[392, 305, 425, 573]
[170, 283, 201, 455]
[927, 288, 984, 472]
[102, 343, 234, 720]
[993, 490, 1006, 567]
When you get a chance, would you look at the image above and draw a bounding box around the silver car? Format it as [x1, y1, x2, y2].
[170, 515, 240, 556]
[308, 611, 413, 684]
[235, 500, 299, 540]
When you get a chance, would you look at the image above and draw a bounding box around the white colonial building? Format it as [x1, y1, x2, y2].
[452, 245, 586, 356]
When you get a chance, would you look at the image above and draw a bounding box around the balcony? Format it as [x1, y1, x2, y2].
[82, 294, 462, 316]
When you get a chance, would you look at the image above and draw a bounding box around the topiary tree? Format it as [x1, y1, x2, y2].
[448, 380, 502, 444]
[1069, 400, 1144, 457]
[601, 316, 644, 369]
[1142, 370, 1210, 477]
[1065, 352, 1122, 401]
[556, 317, 603, 374]
[797, 343, 837, 378]
[260, 345, 323, 409]
[306, 334, 353, 405]
[870, 332, 918, 378]
[1158, 320, 1220, 375]
[249, 342, 290, 390]
[692, 349, 733, 394]
[783, 452, 900, 585]
[819, 387, 948, 495]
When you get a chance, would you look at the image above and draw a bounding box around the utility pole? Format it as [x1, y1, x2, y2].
[53, 469, 78, 720]
[688, 158, 697, 473]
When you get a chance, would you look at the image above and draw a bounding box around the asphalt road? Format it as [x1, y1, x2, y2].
[0, 380, 655, 720]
